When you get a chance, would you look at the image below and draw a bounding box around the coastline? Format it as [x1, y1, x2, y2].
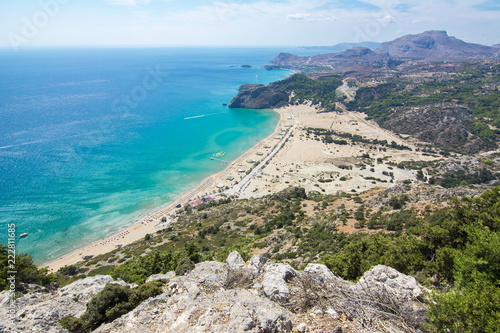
[41, 108, 291, 272]
[41, 102, 438, 272]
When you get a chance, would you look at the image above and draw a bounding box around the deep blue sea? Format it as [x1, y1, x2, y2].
[0, 46, 316, 265]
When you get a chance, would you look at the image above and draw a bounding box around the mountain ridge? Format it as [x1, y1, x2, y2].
[267, 30, 499, 70]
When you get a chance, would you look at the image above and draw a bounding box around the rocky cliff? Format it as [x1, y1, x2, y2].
[228, 83, 289, 109]
[0, 252, 428, 333]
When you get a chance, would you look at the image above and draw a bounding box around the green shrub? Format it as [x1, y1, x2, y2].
[175, 258, 195, 276]
[59, 315, 84, 332]
[60, 280, 164, 332]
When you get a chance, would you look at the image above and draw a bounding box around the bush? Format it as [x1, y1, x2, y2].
[58, 265, 79, 276]
[60, 280, 164, 332]
[0, 248, 54, 290]
[175, 258, 195, 276]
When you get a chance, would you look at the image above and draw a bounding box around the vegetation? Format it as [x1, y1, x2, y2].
[270, 73, 343, 112]
[348, 63, 500, 153]
[306, 127, 412, 151]
[59, 280, 164, 332]
[3, 183, 500, 332]
[0, 249, 55, 290]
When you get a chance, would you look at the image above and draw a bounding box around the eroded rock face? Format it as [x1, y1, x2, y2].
[94, 289, 292, 333]
[1, 254, 429, 333]
[0, 275, 130, 333]
[260, 263, 297, 303]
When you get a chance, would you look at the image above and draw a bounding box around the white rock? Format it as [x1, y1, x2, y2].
[226, 251, 246, 270]
[94, 289, 292, 333]
[296, 322, 308, 332]
[249, 255, 269, 274]
[145, 271, 175, 283]
[261, 263, 297, 302]
[357, 265, 427, 299]
[304, 263, 336, 280]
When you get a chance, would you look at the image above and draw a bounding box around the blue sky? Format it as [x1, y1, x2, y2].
[1, 0, 499, 49]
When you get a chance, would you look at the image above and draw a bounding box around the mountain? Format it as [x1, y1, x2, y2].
[267, 47, 402, 70]
[302, 41, 381, 52]
[374, 30, 499, 61]
[267, 31, 500, 71]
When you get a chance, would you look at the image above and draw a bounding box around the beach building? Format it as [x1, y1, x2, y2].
[189, 199, 204, 209]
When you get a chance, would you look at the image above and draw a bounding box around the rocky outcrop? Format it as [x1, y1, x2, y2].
[357, 265, 428, 300]
[1, 254, 429, 333]
[94, 289, 292, 333]
[228, 83, 288, 109]
[226, 250, 246, 269]
[0, 275, 132, 333]
[260, 263, 297, 302]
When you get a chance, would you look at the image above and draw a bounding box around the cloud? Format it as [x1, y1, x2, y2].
[379, 14, 395, 23]
[107, 0, 150, 6]
[287, 13, 311, 20]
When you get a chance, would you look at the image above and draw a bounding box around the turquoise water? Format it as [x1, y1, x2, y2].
[0, 47, 297, 265]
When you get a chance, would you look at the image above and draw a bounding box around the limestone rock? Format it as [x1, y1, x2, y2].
[0, 275, 129, 333]
[261, 263, 297, 302]
[248, 255, 269, 274]
[303, 263, 337, 281]
[94, 289, 292, 333]
[145, 271, 176, 283]
[357, 265, 427, 299]
[226, 251, 246, 270]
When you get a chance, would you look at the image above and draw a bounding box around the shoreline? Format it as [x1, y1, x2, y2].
[41, 108, 292, 272]
[41, 102, 437, 272]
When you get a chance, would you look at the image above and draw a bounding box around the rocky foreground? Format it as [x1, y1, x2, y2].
[0, 252, 428, 333]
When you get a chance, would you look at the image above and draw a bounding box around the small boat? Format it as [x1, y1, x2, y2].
[20, 232, 28, 238]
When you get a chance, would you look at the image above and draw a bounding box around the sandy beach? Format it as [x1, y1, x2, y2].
[42, 103, 437, 272]
[41, 108, 291, 272]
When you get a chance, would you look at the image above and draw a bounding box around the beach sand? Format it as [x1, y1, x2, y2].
[41, 108, 291, 272]
[42, 104, 436, 272]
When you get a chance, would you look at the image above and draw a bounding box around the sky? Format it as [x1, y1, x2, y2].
[0, 0, 499, 49]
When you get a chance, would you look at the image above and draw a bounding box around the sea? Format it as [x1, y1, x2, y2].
[0, 46, 319, 265]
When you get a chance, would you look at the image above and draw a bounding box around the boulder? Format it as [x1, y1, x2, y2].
[261, 263, 297, 302]
[226, 251, 246, 270]
[303, 264, 337, 281]
[356, 265, 427, 299]
[248, 255, 269, 274]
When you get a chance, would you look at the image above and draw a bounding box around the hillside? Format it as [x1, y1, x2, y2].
[266, 31, 499, 72]
[232, 60, 500, 155]
[2, 184, 500, 332]
[349, 62, 500, 154]
[374, 30, 499, 61]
